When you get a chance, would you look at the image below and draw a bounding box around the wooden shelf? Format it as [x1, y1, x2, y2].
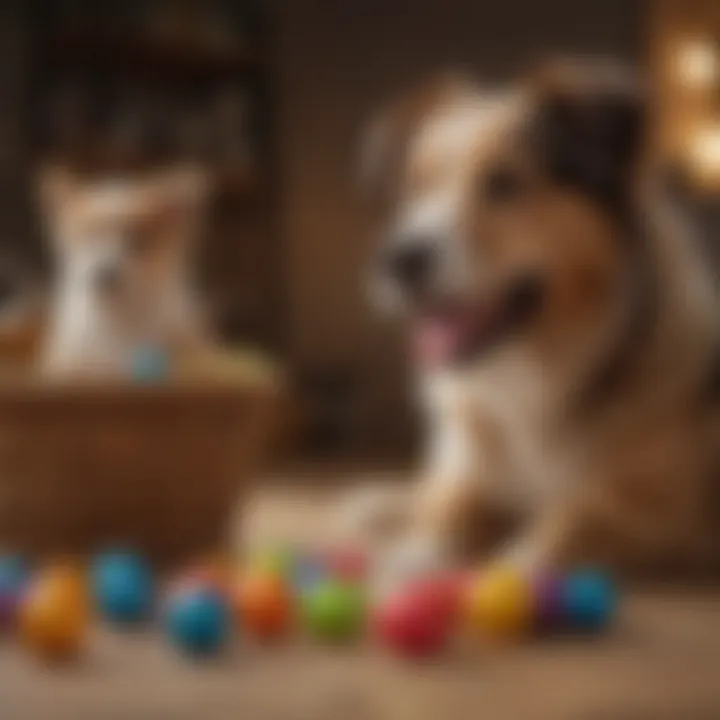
[43, 30, 261, 80]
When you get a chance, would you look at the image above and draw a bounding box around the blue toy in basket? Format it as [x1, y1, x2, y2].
[91, 551, 154, 625]
[164, 585, 230, 656]
[130, 346, 169, 382]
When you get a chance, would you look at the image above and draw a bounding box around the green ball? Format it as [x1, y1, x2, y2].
[302, 580, 365, 643]
[249, 546, 294, 579]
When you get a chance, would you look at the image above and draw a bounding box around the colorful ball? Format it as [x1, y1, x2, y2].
[375, 584, 450, 658]
[561, 569, 616, 632]
[406, 571, 467, 629]
[20, 564, 88, 660]
[233, 572, 292, 640]
[465, 566, 532, 640]
[532, 572, 564, 631]
[130, 346, 169, 382]
[164, 586, 230, 656]
[91, 551, 154, 625]
[324, 548, 368, 584]
[292, 553, 325, 594]
[248, 545, 294, 579]
[302, 580, 365, 643]
[0, 555, 28, 631]
[169, 558, 234, 600]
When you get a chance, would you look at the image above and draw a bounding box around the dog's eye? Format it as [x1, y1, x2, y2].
[481, 166, 527, 202]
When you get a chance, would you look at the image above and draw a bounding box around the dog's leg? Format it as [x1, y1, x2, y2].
[372, 413, 507, 596]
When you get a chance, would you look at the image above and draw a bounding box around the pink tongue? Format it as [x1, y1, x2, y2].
[414, 315, 469, 366]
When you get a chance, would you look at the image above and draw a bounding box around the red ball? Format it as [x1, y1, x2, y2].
[375, 583, 450, 658]
[406, 571, 468, 627]
[325, 548, 368, 583]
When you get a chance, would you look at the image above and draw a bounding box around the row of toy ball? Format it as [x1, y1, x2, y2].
[0, 548, 369, 660]
[161, 555, 618, 658]
[377, 566, 617, 657]
[0, 549, 617, 661]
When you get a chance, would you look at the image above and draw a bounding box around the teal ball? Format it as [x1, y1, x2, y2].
[165, 586, 230, 656]
[0, 555, 28, 630]
[130, 347, 169, 382]
[562, 570, 617, 632]
[92, 552, 154, 625]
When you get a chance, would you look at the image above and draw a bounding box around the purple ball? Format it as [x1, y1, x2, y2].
[532, 573, 564, 630]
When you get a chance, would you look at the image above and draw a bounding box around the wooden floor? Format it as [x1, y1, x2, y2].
[3, 474, 720, 720]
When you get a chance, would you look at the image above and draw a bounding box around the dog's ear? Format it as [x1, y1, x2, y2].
[528, 58, 647, 214]
[359, 73, 474, 215]
[145, 165, 211, 236]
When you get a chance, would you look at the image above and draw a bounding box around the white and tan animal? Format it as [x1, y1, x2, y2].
[353, 59, 720, 587]
[38, 166, 211, 378]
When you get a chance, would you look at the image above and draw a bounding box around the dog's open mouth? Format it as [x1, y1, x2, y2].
[412, 275, 544, 367]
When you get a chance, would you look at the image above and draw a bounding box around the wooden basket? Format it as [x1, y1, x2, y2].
[0, 378, 279, 566]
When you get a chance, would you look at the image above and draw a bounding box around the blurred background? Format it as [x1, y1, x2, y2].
[0, 0, 716, 462]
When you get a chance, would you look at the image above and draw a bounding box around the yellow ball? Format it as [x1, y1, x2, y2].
[465, 566, 532, 640]
[21, 563, 89, 660]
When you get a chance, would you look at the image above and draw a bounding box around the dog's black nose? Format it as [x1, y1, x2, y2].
[95, 265, 122, 295]
[385, 241, 436, 289]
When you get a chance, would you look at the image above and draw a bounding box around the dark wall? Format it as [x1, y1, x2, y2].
[274, 0, 645, 454]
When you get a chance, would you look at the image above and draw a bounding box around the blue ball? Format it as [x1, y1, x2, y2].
[0, 555, 28, 628]
[165, 587, 230, 656]
[0, 555, 27, 592]
[293, 554, 325, 594]
[92, 552, 154, 625]
[562, 569, 617, 632]
[130, 346, 169, 382]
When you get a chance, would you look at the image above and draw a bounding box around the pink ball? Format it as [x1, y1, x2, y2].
[325, 548, 368, 583]
[375, 584, 450, 658]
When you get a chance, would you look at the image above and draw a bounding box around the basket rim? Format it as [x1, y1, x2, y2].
[0, 378, 279, 407]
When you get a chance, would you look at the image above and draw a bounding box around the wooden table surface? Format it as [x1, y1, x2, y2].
[2, 474, 720, 720]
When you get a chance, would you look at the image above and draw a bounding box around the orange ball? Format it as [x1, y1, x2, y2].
[234, 572, 292, 640]
[21, 564, 89, 660]
[465, 565, 532, 640]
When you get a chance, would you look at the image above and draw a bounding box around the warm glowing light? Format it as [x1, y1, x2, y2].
[689, 124, 720, 182]
[676, 40, 718, 89]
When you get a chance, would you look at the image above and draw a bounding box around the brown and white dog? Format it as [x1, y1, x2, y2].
[38, 166, 211, 378]
[356, 59, 720, 587]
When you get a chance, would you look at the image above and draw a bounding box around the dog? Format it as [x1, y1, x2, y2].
[354, 59, 720, 587]
[37, 165, 211, 378]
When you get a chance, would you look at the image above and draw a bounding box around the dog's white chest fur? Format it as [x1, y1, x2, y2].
[422, 352, 564, 510]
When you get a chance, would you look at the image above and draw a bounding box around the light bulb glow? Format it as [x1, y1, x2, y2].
[689, 124, 720, 182]
[676, 40, 718, 90]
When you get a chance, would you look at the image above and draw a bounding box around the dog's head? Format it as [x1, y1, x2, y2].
[363, 59, 648, 375]
[39, 166, 208, 305]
